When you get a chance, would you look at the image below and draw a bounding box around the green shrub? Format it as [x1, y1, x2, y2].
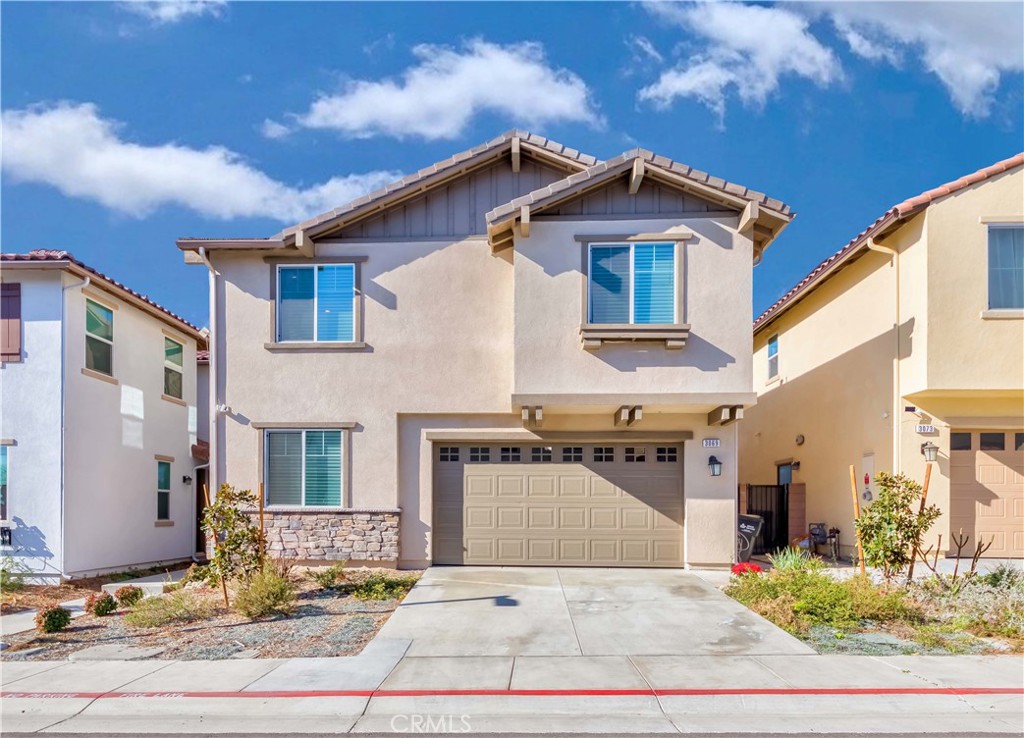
[727, 569, 862, 633]
[767, 547, 823, 572]
[234, 565, 296, 619]
[35, 605, 72, 633]
[980, 563, 1024, 590]
[855, 472, 941, 580]
[114, 585, 145, 608]
[308, 562, 348, 590]
[84, 591, 118, 616]
[844, 575, 919, 622]
[1, 555, 31, 592]
[202, 484, 264, 593]
[125, 590, 214, 628]
[349, 573, 419, 601]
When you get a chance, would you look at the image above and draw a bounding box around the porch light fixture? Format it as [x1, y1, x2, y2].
[182, 475, 193, 485]
[920, 441, 939, 463]
[708, 455, 722, 477]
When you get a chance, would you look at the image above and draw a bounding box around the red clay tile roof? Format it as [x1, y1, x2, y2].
[1, 249, 204, 338]
[753, 152, 1024, 333]
[191, 439, 209, 462]
[196, 349, 210, 364]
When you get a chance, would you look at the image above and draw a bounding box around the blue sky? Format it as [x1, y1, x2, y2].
[3, 1, 1022, 327]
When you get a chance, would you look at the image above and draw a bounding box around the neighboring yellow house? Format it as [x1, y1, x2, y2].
[739, 154, 1024, 560]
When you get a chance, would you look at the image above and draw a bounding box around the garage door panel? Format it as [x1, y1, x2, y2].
[435, 443, 684, 567]
[950, 431, 1024, 558]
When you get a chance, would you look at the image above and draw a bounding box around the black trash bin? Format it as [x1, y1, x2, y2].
[737, 514, 764, 563]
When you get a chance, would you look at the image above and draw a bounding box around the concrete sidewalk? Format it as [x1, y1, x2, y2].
[2, 646, 1021, 734]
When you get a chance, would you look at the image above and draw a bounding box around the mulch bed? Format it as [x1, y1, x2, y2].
[1, 565, 190, 615]
[1, 571, 416, 661]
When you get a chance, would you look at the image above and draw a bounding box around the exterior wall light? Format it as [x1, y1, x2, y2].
[920, 441, 939, 463]
[708, 455, 722, 477]
[182, 475, 193, 485]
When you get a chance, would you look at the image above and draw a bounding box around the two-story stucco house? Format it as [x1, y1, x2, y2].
[739, 154, 1023, 560]
[180, 132, 792, 569]
[0, 250, 207, 580]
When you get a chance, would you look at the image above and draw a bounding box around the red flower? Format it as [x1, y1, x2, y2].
[731, 562, 763, 575]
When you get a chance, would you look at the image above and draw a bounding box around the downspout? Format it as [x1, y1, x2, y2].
[60, 275, 90, 578]
[197, 248, 219, 501]
[867, 237, 901, 471]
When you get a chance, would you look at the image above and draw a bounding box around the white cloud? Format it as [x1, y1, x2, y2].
[292, 38, 602, 140]
[118, 0, 226, 24]
[260, 118, 291, 140]
[639, 2, 841, 125]
[627, 34, 665, 65]
[817, 2, 1023, 117]
[1, 102, 401, 222]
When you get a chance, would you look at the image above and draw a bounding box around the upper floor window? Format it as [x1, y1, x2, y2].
[164, 338, 184, 399]
[265, 429, 342, 507]
[86, 299, 114, 375]
[988, 225, 1023, 310]
[589, 243, 675, 325]
[277, 264, 356, 343]
[767, 334, 779, 379]
[1, 283, 22, 363]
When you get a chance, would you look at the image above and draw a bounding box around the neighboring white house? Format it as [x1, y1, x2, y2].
[1, 250, 207, 580]
[179, 132, 793, 570]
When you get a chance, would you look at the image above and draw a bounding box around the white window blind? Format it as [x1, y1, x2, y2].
[266, 430, 342, 507]
[277, 265, 355, 342]
[589, 243, 675, 324]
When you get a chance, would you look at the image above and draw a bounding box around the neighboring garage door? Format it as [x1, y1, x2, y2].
[433, 443, 684, 567]
[950, 430, 1024, 558]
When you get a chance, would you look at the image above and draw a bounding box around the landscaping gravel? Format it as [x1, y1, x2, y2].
[0, 571, 417, 661]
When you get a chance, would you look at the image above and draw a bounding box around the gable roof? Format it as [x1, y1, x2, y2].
[1, 249, 205, 340]
[485, 148, 794, 252]
[753, 152, 1024, 334]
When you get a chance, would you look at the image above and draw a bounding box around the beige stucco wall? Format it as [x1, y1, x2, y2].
[513, 217, 754, 399]
[62, 276, 200, 575]
[740, 166, 1024, 557]
[211, 208, 754, 568]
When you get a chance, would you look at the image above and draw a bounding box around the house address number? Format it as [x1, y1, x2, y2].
[916, 424, 936, 434]
[702, 439, 721, 448]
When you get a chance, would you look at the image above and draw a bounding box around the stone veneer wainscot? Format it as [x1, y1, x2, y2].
[261, 509, 400, 562]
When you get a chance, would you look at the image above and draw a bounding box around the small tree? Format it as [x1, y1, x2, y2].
[855, 472, 940, 580]
[202, 484, 263, 605]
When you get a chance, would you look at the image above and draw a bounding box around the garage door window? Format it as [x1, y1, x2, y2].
[951, 432, 972, 451]
[625, 447, 646, 462]
[980, 433, 1006, 451]
[265, 430, 342, 507]
[500, 447, 522, 462]
[531, 447, 552, 462]
[469, 447, 490, 462]
[656, 447, 678, 462]
[1016, 433, 1024, 451]
[439, 447, 459, 462]
[594, 447, 614, 462]
[562, 447, 583, 462]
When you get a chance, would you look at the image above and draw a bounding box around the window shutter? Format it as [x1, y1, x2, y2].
[589, 247, 631, 323]
[1, 283, 22, 361]
[267, 431, 303, 505]
[278, 268, 315, 341]
[633, 243, 675, 324]
[304, 431, 342, 506]
[316, 265, 355, 342]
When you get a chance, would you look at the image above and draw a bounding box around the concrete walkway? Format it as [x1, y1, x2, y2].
[1, 567, 1022, 733]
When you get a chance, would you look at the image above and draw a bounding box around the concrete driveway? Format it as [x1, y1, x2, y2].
[377, 566, 813, 657]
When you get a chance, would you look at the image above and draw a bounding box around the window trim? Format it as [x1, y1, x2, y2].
[163, 336, 184, 400]
[85, 297, 115, 377]
[262, 427, 348, 509]
[266, 257, 366, 350]
[986, 223, 1024, 312]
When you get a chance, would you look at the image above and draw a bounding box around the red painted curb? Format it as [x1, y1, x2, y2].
[2, 687, 1021, 700]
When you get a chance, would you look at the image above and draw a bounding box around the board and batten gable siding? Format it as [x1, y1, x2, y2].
[336, 159, 569, 239]
[541, 177, 716, 218]
[62, 284, 199, 575]
[0, 271, 66, 577]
